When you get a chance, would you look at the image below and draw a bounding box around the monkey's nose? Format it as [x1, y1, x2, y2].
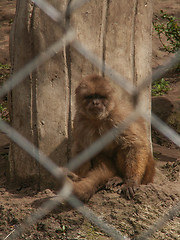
[92, 99, 100, 106]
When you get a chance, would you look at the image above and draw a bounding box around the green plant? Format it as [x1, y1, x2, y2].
[0, 63, 10, 83]
[152, 78, 172, 96]
[0, 103, 9, 121]
[0, 63, 10, 70]
[153, 10, 180, 53]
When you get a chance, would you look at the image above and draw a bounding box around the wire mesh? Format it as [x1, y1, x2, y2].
[1, 0, 180, 239]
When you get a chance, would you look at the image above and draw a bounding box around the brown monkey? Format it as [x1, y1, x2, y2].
[68, 74, 155, 202]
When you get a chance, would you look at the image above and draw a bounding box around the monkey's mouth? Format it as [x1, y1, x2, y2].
[88, 106, 106, 119]
[89, 106, 103, 114]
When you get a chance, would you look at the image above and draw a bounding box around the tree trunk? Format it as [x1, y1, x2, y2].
[9, 0, 152, 189]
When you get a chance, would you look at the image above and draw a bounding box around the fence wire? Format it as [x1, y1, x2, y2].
[1, 0, 180, 239]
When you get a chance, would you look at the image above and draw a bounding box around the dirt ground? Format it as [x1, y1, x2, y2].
[0, 0, 180, 240]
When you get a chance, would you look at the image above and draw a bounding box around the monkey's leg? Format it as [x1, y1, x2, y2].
[72, 159, 116, 202]
[71, 143, 92, 178]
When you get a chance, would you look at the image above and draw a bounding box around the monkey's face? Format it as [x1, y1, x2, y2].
[83, 93, 109, 119]
[76, 75, 115, 120]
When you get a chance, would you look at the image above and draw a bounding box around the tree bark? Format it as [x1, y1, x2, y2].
[9, 0, 152, 189]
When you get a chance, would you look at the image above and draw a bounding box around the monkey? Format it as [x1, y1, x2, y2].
[67, 74, 155, 202]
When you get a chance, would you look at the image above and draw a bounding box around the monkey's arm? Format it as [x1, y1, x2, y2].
[71, 158, 116, 202]
[116, 145, 154, 199]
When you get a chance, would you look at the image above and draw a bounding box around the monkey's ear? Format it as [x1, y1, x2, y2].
[79, 83, 87, 89]
[75, 83, 88, 95]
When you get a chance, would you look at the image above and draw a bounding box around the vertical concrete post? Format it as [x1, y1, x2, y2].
[9, 0, 152, 188]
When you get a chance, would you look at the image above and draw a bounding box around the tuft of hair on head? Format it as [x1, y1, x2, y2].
[76, 74, 115, 97]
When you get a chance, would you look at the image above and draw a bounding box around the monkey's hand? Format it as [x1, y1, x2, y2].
[106, 177, 139, 199]
[119, 180, 139, 200]
[105, 176, 123, 191]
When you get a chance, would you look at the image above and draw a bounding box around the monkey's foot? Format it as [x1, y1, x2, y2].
[63, 168, 81, 182]
[73, 181, 94, 203]
[118, 181, 139, 200]
[105, 176, 123, 191]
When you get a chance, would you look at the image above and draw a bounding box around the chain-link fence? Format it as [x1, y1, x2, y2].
[0, 0, 180, 239]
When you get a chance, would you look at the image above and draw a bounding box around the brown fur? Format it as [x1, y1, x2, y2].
[68, 75, 155, 202]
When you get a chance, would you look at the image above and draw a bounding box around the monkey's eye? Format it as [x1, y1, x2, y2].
[98, 95, 106, 99]
[85, 94, 106, 100]
[85, 95, 94, 100]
